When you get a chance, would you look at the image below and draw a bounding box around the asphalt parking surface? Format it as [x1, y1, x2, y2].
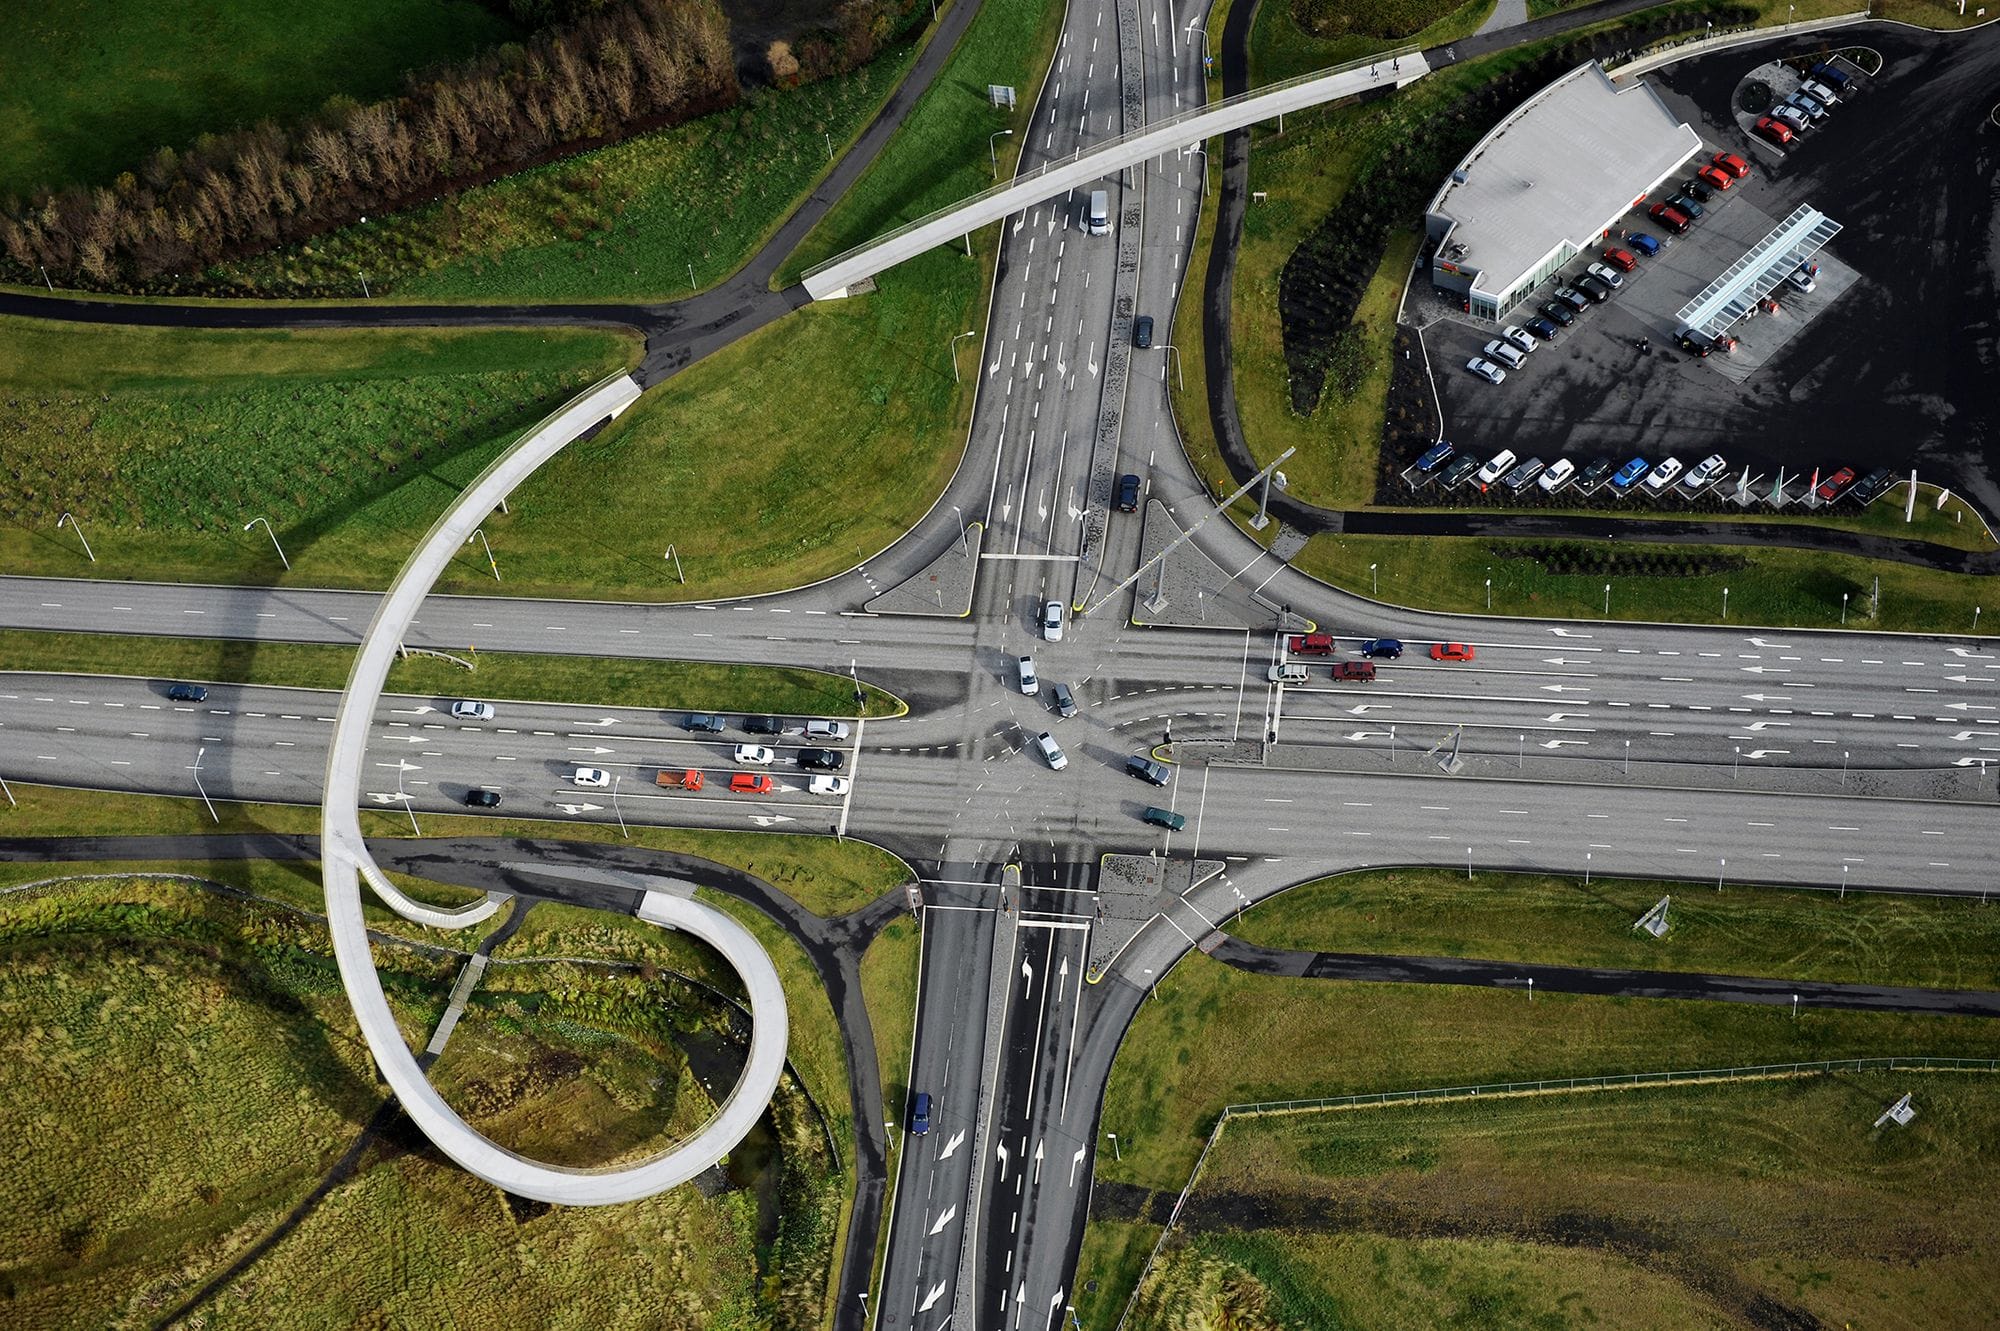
[1422, 22, 2000, 517]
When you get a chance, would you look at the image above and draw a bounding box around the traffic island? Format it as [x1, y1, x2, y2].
[1130, 499, 1262, 630]
[1088, 853, 1226, 981]
[865, 522, 983, 617]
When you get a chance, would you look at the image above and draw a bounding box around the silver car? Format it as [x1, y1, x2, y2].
[806, 719, 851, 741]
[1018, 656, 1040, 695]
[451, 700, 495, 721]
[1466, 357, 1507, 385]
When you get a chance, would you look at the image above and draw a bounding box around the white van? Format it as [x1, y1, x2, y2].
[1476, 450, 1517, 485]
[1086, 189, 1111, 236]
[1035, 731, 1068, 770]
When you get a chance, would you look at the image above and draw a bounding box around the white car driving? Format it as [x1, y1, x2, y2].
[1042, 599, 1064, 641]
[1018, 655, 1040, 695]
[810, 774, 851, 796]
[570, 767, 612, 787]
[806, 719, 851, 741]
[451, 700, 495, 721]
[733, 744, 776, 765]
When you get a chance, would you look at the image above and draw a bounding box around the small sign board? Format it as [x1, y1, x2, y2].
[1873, 1093, 1916, 1129]
[1633, 895, 1671, 938]
[904, 883, 925, 913]
[989, 84, 1017, 109]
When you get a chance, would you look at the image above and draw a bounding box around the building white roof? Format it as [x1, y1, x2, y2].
[1430, 63, 1701, 298]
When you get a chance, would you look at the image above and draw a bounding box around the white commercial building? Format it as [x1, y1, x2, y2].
[1424, 62, 1701, 320]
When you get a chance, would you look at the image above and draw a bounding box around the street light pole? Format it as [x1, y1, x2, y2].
[57, 511, 95, 562]
[989, 128, 1015, 178]
[1841, 591, 1849, 625]
[1733, 745, 1741, 780]
[612, 775, 630, 839]
[1722, 585, 1729, 620]
[1159, 343, 1183, 391]
[193, 746, 219, 824]
[1106, 1132, 1120, 1161]
[1485, 578, 1492, 610]
[1603, 582, 1611, 616]
[950, 329, 977, 383]
[468, 528, 499, 581]
[1370, 563, 1379, 596]
[951, 503, 970, 558]
[244, 516, 290, 570]
[397, 762, 420, 836]
[1466, 846, 1473, 880]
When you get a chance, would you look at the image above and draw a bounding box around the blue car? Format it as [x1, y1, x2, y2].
[1609, 458, 1649, 490]
[1415, 440, 1455, 473]
[910, 1092, 932, 1135]
[1360, 639, 1404, 660]
[1628, 233, 1662, 257]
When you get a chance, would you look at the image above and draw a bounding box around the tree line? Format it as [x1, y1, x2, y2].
[1, 0, 736, 289]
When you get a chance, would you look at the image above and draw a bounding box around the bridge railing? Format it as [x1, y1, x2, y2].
[801, 43, 1420, 288]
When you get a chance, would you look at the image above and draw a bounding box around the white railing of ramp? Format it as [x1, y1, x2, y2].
[319, 371, 790, 1205]
[802, 45, 1425, 299]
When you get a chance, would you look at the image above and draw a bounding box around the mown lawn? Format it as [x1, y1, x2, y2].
[213, 51, 922, 302]
[1124, 1071, 2000, 1330]
[0, 0, 520, 196]
[781, 0, 1066, 285]
[0, 631, 905, 720]
[1233, 868, 2000, 989]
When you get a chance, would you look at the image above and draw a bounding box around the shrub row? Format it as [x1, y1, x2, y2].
[1506, 541, 1750, 577]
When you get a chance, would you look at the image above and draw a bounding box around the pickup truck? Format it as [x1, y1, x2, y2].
[1288, 633, 1335, 656]
[656, 769, 705, 791]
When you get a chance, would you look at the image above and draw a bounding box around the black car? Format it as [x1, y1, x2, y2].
[1850, 467, 1895, 505]
[798, 747, 845, 771]
[1576, 274, 1612, 303]
[684, 713, 726, 733]
[1668, 193, 1705, 219]
[1539, 301, 1576, 328]
[1133, 315, 1154, 349]
[1126, 755, 1172, 785]
[1526, 315, 1561, 341]
[1438, 455, 1481, 488]
[1049, 682, 1079, 718]
[1554, 286, 1590, 312]
[463, 788, 502, 808]
[1676, 330, 1715, 357]
[1116, 473, 1142, 512]
[1681, 177, 1713, 203]
[166, 682, 208, 703]
[1578, 456, 1615, 488]
[742, 715, 786, 735]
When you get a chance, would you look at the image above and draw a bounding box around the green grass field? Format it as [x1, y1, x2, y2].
[0, 0, 520, 197]
[862, 913, 922, 1123]
[211, 52, 922, 302]
[1233, 869, 2000, 989]
[0, 872, 821, 1330]
[0, 631, 905, 720]
[781, 0, 1065, 285]
[1122, 1071, 2000, 1330]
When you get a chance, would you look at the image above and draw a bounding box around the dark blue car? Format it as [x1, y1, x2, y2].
[1415, 440, 1455, 473]
[1359, 639, 1404, 660]
[1609, 458, 1649, 490]
[910, 1092, 932, 1135]
[1628, 233, 1662, 257]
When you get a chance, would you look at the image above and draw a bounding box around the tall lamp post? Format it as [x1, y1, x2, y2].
[1159, 343, 1183, 391]
[57, 511, 95, 562]
[468, 528, 500, 582]
[193, 746, 219, 824]
[989, 128, 1014, 178]
[950, 329, 978, 383]
[244, 516, 290, 570]
[612, 775, 630, 840]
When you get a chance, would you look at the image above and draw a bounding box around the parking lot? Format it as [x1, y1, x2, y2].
[1409, 22, 2000, 519]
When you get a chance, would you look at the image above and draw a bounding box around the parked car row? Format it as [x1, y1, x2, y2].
[683, 712, 851, 740]
[1407, 440, 1896, 510]
[1754, 64, 1849, 148]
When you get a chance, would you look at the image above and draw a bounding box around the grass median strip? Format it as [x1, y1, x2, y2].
[0, 630, 906, 720]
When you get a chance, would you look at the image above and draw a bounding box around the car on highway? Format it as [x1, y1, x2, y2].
[1711, 151, 1750, 179]
[451, 700, 496, 721]
[166, 682, 208, 703]
[1538, 458, 1576, 492]
[1133, 315, 1154, 349]
[1585, 262, 1625, 290]
[1501, 324, 1537, 354]
[1643, 457, 1684, 491]
[1695, 164, 1734, 191]
[810, 774, 851, 796]
[1430, 642, 1475, 662]
[684, 713, 726, 733]
[1289, 632, 1336, 655]
[1141, 806, 1186, 831]
[743, 715, 787, 735]
[1466, 356, 1506, 385]
[1482, 339, 1525, 370]
[1538, 301, 1576, 327]
[1042, 599, 1065, 641]
[1268, 661, 1310, 684]
[1850, 467, 1895, 505]
[1609, 457, 1649, 491]
[1116, 473, 1142, 512]
[1034, 732, 1068, 770]
[1578, 456, 1614, 488]
[1438, 454, 1481, 488]
[734, 744, 776, 765]
[1360, 638, 1404, 659]
[1816, 466, 1857, 501]
[807, 719, 851, 741]
[463, 788, 502, 808]
[1627, 232, 1662, 256]
[910, 1092, 932, 1135]
[1526, 315, 1561, 342]
[1049, 681, 1079, 718]
[1017, 656, 1040, 694]
[730, 772, 774, 795]
[1682, 453, 1729, 491]
[1127, 755, 1172, 785]
[1414, 440, 1455, 473]
[1331, 661, 1376, 682]
[1600, 247, 1637, 272]
[798, 747, 845, 771]
[1475, 449, 1517, 485]
[571, 767, 612, 787]
[1575, 274, 1612, 303]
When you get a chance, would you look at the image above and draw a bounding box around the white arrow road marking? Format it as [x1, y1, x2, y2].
[1541, 683, 1590, 693]
[1549, 628, 1592, 638]
[1945, 647, 1994, 659]
[1087, 341, 1099, 376]
[1343, 730, 1393, 741]
[1954, 757, 1997, 767]
[1016, 1283, 1027, 1305]
[392, 734, 428, 743]
[1745, 720, 1791, 731]
[1070, 1146, 1088, 1186]
[367, 792, 410, 805]
[1543, 712, 1589, 722]
[1743, 749, 1790, 759]
[575, 717, 621, 727]
[928, 1205, 957, 1236]
[556, 802, 604, 814]
[919, 1283, 949, 1314]
[1542, 657, 1588, 666]
[1346, 703, 1390, 714]
[1033, 1139, 1045, 1184]
[1539, 738, 1590, 749]
[566, 745, 615, 754]
[1740, 665, 1791, 674]
[1748, 637, 1793, 648]
[940, 1128, 967, 1160]
[390, 705, 435, 715]
[989, 356, 1003, 378]
[1742, 693, 1791, 702]
[997, 1143, 1009, 1179]
[1947, 702, 1997, 712]
[750, 814, 797, 826]
[1949, 731, 1989, 742]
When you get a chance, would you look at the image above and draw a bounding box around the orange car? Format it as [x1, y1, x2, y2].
[729, 772, 775, 795]
[1430, 642, 1475, 662]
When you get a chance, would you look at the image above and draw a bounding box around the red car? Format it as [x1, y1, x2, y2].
[1331, 661, 1377, 682]
[1430, 642, 1476, 662]
[729, 772, 774, 795]
[1288, 633, 1336, 656]
[1695, 164, 1733, 191]
[1600, 247, 1638, 272]
[1711, 151, 1750, 179]
[1754, 117, 1794, 147]
[1649, 203, 1691, 234]
[1816, 467, 1856, 502]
